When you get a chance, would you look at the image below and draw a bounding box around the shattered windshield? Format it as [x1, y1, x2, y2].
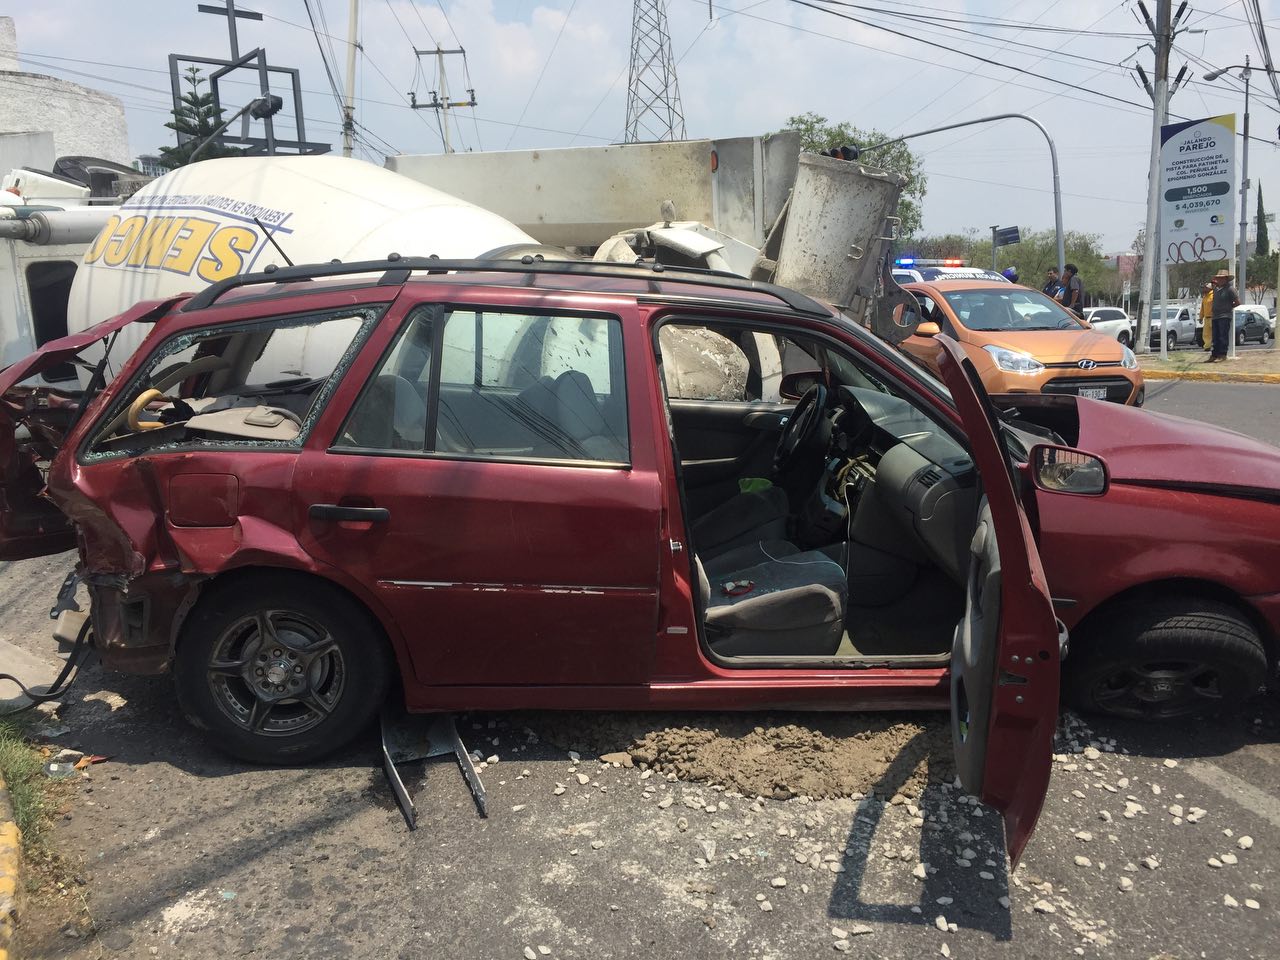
[84, 308, 380, 461]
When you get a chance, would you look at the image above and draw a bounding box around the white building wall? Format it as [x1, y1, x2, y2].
[0, 17, 131, 166]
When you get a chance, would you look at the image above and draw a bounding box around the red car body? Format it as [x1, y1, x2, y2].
[1, 259, 1275, 860]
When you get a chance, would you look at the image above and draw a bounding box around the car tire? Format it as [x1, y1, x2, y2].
[1167, 331, 1177, 349]
[1118, 331, 1130, 347]
[174, 575, 392, 764]
[1237, 329, 1247, 346]
[1064, 599, 1267, 722]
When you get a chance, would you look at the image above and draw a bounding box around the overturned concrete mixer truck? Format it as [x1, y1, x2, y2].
[1, 133, 910, 391]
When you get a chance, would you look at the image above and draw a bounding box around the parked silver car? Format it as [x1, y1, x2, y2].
[1148, 305, 1196, 348]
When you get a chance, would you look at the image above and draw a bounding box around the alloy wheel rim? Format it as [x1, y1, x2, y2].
[206, 609, 346, 737]
[1091, 659, 1222, 719]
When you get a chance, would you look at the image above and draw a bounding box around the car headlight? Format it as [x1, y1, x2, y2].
[983, 344, 1044, 375]
[1120, 345, 1138, 369]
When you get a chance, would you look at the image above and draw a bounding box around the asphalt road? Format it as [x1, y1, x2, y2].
[4, 380, 1279, 960]
[1143, 378, 1280, 447]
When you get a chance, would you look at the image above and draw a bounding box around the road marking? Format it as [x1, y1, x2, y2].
[1185, 760, 1280, 830]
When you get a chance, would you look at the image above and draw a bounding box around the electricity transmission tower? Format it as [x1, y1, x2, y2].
[624, 0, 686, 143]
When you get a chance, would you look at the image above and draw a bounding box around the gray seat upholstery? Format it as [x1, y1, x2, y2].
[701, 538, 800, 578]
[692, 486, 790, 561]
[345, 374, 426, 450]
[551, 370, 627, 461]
[697, 548, 847, 657]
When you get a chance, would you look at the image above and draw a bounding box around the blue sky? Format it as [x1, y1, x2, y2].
[12, 0, 1280, 252]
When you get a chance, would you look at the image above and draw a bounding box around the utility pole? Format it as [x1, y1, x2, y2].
[342, 0, 358, 158]
[1135, 0, 1171, 355]
[410, 48, 476, 154]
[1237, 57, 1251, 359]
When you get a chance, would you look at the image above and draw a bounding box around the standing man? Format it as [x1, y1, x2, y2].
[1043, 267, 1061, 298]
[1208, 268, 1240, 362]
[1199, 282, 1214, 351]
[1061, 263, 1085, 316]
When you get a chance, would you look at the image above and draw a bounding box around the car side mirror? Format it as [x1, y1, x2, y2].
[892, 302, 920, 328]
[1029, 444, 1109, 497]
[779, 371, 820, 401]
[915, 320, 940, 338]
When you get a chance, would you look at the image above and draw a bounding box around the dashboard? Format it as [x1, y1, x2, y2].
[797, 384, 980, 583]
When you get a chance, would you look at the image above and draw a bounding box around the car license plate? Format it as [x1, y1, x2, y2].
[1079, 387, 1108, 400]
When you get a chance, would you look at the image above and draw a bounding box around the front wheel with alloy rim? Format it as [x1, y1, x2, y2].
[175, 578, 392, 764]
[1064, 598, 1267, 721]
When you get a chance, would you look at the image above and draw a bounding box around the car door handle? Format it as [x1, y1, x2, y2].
[308, 504, 390, 522]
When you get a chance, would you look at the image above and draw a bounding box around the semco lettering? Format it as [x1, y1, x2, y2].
[84, 213, 266, 283]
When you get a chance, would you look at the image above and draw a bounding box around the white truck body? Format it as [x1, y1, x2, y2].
[3, 142, 909, 387]
[1, 167, 123, 381]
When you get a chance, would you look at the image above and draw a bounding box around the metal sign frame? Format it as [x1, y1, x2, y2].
[167, 50, 330, 156]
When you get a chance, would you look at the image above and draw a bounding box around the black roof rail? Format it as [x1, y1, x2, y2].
[180, 255, 832, 317]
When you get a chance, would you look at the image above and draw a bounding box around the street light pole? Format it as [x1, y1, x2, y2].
[860, 112, 1065, 276]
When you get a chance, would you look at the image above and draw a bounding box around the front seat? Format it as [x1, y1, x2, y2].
[692, 486, 790, 563]
[964, 297, 1007, 330]
[696, 549, 847, 657]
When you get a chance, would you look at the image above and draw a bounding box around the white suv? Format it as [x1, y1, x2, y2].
[1083, 307, 1135, 347]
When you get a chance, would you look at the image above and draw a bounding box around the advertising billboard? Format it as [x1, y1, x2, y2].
[1160, 113, 1236, 266]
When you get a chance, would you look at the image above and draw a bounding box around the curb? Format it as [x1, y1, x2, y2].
[0, 777, 18, 960]
[1140, 369, 1280, 384]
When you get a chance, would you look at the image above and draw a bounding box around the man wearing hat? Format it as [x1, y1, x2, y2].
[1209, 267, 1240, 362]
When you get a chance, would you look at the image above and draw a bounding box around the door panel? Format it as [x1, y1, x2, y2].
[668, 399, 788, 513]
[294, 452, 662, 687]
[293, 298, 663, 690]
[935, 334, 1061, 866]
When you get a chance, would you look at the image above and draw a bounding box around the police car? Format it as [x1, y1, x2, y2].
[894, 258, 1011, 284]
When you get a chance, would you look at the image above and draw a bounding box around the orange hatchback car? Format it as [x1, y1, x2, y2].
[899, 280, 1144, 406]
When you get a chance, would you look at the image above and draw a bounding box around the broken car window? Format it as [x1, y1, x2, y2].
[85, 308, 378, 459]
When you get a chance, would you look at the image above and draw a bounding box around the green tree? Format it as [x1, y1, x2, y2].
[1257, 184, 1269, 257]
[781, 112, 927, 235]
[909, 228, 1113, 303]
[158, 66, 244, 167]
[1247, 251, 1277, 304]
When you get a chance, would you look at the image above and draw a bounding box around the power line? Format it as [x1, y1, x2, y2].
[406, 1, 440, 46]
[505, 0, 579, 149]
[918, 2, 1131, 154]
[805, 0, 1151, 37]
[433, 0, 462, 46]
[302, 0, 347, 115]
[789, 0, 1157, 112]
[787, 0, 1280, 143]
[688, 0, 1154, 119]
[887, 0, 1060, 135]
[921, 168, 1147, 205]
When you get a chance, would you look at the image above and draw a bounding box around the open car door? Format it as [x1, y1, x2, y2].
[935, 333, 1062, 866]
[0, 298, 179, 561]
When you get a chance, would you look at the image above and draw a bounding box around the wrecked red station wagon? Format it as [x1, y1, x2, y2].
[3, 258, 1279, 860]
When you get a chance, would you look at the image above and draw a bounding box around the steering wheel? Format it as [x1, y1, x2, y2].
[775, 383, 827, 473]
[126, 389, 170, 432]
